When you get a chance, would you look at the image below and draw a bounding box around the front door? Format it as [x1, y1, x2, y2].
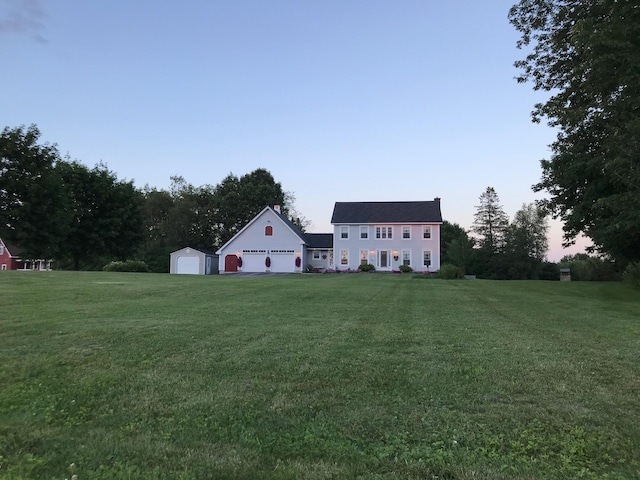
[224, 254, 238, 272]
[378, 250, 390, 269]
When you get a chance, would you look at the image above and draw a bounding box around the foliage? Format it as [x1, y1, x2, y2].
[357, 263, 375, 272]
[57, 161, 145, 270]
[472, 187, 509, 253]
[502, 203, 550, 279]
[214, 169, 288, 246]
[398, 264, 413, 273]
[558, 253, 621, 282]
[0, 125, 70, 258]
[508, 203, 549, 261]
[103, 260, 149, 272]
[622, 262, 640, 288]
[140, 169, 297, 271]
[441, 221, 476, 271]
[437, 263, 464, 279]
[2, 273, 638, 478]
[538, 261, 560, 281]
[1, 125, 145, 269]
[509, 0, 640, 265]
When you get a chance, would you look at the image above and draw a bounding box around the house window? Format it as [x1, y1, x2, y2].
[402, 226, 411, 239]
[423, 251, 432, 267]
[360, 226, 368, 239]
[265, 225, 273, 236]
[340, 226, 349, 239]
[0, 245, 4, 255]
[360, 250, 368, 265]
[340, 249, 349, 265]
[423, 226, 431, 239]
[313, 251, 320, 259]
[402, 250, 411, 266]
[375, 226, 393, 239]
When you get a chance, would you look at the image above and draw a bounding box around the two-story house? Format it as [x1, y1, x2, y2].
[213, 200, 442, 273]
[331, 200, 442, 272]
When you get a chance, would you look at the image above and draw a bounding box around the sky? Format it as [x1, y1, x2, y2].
[1, 0, 591, 261]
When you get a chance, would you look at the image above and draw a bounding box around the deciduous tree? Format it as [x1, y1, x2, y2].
[503, 203, 549, 279]
[0, 125, 70, 258]
[509, 0, 640, 264]
[57, 161, 144, 270]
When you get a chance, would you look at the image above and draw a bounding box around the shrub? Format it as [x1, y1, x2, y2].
[558, 254, 621, 281]
[538, 261, 561, 281]
[438, 264, 464, 279]
[398, 264, 413, 273]
[623, 262, 640, 288]
[358, 263, 375, 272]
[103, 260, 149, 272]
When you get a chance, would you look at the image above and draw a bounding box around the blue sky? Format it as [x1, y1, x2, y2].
[1, 0, 590, 260]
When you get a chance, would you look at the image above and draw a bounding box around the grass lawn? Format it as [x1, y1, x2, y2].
[0, 272, 639, 479]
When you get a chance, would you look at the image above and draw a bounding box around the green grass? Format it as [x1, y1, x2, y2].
[0, 272, 639, 479]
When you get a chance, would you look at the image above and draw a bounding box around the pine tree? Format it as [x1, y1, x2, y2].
[472, 187, 509, 253]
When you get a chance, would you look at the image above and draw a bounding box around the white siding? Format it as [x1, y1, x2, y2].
[217, 208, 306, 273]
[333, 223, 441, 271]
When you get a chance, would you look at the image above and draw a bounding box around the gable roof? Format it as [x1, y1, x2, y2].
[272, 209, 308, 243]
[305, 233, 333, 249]
[215, 206, 307, 254]
[171, 246, 218, 256]
[0, 238, 21, 257]
[331, 201, 442, 224]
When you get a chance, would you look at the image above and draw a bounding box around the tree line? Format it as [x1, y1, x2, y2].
[440, 187, 553, 280]
[0, 125, 301, 272]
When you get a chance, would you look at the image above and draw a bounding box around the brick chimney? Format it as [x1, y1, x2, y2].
[434, 197, 441, 203]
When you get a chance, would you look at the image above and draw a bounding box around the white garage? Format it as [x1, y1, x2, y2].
[217, 206, 307, 274]
[170, 247, 219, 275]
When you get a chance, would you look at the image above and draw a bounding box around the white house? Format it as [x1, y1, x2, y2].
[331, 200, 442, 272]
[214, 200, 442, 274]
[170, 247, 218, 275]
[216, 206, 333, 273]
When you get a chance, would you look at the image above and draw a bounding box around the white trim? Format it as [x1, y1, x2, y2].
[375, 226, 393, 240]
[340, 249, 349, 266]
[401, 249, 411, 266]
[422, 250, 432, 268]
[377, 249, 392, 270]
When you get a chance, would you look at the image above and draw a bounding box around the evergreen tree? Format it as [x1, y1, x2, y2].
[472, 187, 509, 253]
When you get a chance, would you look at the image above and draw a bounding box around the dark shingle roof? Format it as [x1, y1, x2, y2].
[1, 240, 21, 256]
[331, 201, 442, 224]
[305, 233, 333, 249]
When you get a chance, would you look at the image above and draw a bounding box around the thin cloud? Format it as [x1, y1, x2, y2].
[0, 0, 47, 42]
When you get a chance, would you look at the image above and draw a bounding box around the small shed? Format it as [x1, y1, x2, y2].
[560, 268, 571, 281]
[170, 247, 219, 275]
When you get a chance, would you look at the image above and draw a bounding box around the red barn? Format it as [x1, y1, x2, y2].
[0, 238, 52, 271]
